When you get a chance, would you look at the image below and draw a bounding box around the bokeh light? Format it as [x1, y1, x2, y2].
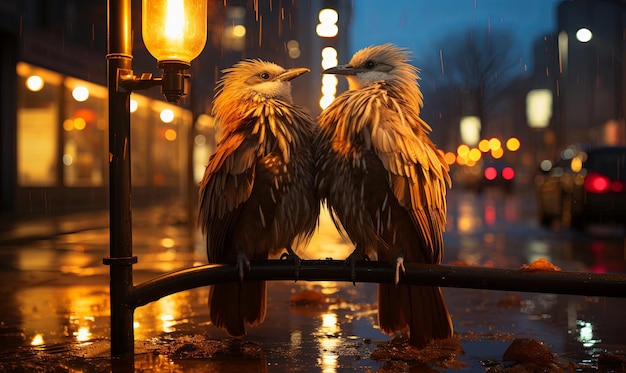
[488, 138, 502, 151]
[506, 137, 521, 151]
[491, 147, 504, 159]
[576, 27, 593, 43]
[73, 117, 87, 130]
[196, 114, 214, 128]
[478, 139, 490, 152]
[540, 159, 552, 172]
[444, 151, 456, 165]
[26, 75, 44, 92]
[164, 128, 177, 141]
[319, 95, 334, 110]
[457, 144, 470, 157]
[571, 156, 583, 172]
[72, 86, 89, 102]
[160, 109, 174, 123]
[316, 8, 338, 37]
[468, 148, 482, 162]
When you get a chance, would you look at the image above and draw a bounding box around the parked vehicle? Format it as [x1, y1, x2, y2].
[535, 144, 626, 230]
[453, 159, 516, 194]
[478, 160, 515, 193]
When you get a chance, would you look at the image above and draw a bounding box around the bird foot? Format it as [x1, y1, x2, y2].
[343, 247, 370, 284]
[280, 245, 302, 280]
[236, 252, 251, 282]
[395, 255, 406, 285]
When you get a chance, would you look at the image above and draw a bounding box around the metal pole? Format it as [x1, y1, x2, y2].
[105, 0, 136, 357]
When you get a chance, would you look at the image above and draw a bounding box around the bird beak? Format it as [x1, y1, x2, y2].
[275, 67, 310, 82]
[322, 64, 358, 75]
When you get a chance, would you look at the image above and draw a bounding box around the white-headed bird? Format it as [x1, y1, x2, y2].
[198, 60, 319, 337]
[315, 44, 453, 347]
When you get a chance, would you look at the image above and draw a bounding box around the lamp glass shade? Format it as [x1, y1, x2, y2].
[142, 0, 207, 66]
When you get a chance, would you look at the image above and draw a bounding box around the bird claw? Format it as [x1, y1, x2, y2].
[394, 255, 406, 285]
[280, 245, 302, 280]
[343, 247, 369, 285]
[236, 252, 251, 282]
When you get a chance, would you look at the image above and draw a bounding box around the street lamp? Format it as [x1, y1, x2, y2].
[115, 0, 207, 102]
[105, 0, 207, 357]
[141, 0, 207, 102]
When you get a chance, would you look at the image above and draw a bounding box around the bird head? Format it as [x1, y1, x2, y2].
[215, 59, 309, 104]
[323, 44, 418, 91]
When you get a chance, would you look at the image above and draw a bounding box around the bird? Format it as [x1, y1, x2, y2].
[198, 59, 319, 337]
[315, 44, 454, 347]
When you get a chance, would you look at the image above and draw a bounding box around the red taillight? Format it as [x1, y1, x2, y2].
[502, 167, 515, 180]
[484, 167, 497, 181]
[584, 172, 611, 193]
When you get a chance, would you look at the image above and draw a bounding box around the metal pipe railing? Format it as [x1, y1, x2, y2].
[126, 260, 626, 309]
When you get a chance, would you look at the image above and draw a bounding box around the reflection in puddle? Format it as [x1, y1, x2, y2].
[30, 333, 44, 346]
[318, 314, 340, 372]
[289, 329, 301, 350]
[75, 326, 92, 342]
[134, 288, 208, 340]
[313, 285, 341, 372]
[577, 320, 599, 348]
[484, 201, 496, 225]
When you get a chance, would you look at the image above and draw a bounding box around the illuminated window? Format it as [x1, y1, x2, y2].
[63, 77, 108, 186]
[130, 94, 151, 186]
[16, 63, 62, 186]
[151, 102, 189, 186]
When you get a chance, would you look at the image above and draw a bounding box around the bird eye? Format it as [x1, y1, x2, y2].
[259, 72, 271, 80]
[364, 61, 376, 69]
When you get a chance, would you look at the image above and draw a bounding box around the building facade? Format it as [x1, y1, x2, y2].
[0, 0, 352, 218]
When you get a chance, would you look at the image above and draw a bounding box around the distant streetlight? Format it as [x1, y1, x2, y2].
[459, 116, 481, 146]
[576, 28, 593, 43]
[526, 89, 553, 128]
[316, 8, 338, 37]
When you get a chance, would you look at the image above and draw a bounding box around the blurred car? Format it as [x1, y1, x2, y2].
[452, 159, 516, 193]
[535, 144, 626, 230]
[478, 160, 515, 193]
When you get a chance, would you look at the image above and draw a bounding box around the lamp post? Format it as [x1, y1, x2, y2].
[104, 0, 206, 356]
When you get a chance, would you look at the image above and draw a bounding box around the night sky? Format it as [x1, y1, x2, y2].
[349, 0, 561, 72]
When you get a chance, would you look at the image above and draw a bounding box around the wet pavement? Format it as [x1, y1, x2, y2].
[1, 189, 626, 372]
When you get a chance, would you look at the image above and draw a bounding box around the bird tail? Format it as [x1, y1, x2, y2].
[378, 283, 453, 347]
[209, 281, 267, 337]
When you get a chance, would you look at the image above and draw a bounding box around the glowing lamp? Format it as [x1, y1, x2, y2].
[141, 0, 207, 101]
[526, 89, 553, 128]
[142, 0, 207, 67]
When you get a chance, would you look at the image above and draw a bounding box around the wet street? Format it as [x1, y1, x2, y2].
[1, 187, 626, 372]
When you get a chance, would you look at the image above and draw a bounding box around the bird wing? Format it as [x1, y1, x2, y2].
[198, 125, 257, 261]
[366, 90, 450, 263]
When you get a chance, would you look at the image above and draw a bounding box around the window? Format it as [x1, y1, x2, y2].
[63, 77, 108, 186]
[16, 63, 62, 186]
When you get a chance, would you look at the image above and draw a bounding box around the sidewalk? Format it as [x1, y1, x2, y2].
[0, 201, 192, 246]
[0, 210, 110, 245]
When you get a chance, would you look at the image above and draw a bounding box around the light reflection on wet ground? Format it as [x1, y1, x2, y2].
[1, 189, 625, 371]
